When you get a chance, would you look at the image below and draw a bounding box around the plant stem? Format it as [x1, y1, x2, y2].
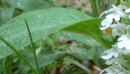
[65, 58, 91, 74]
[24, 19, 40, 74]
[95, 0, 100, 16]
[127, 0, 130, 7]
[0, 36, 38, 74]
[108, 0, 115, 9]
[89, 0, 100, 17]
[89, 0, 97, 17]
[116, 0, 120, 6]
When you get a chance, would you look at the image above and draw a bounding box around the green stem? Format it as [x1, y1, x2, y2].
[0, 36, 38, 74]
[101, 0, 105, 11]
[95, 0, 100, 16]
[116, 0, 120, 6]
[83, 32, 112, 49]
[89, 0, 98, 17]
[89, 0, 101, 17]
[24, 19, 40, 74]
[65, 58, 91, 74]
[6, 56, 11, 74]
[127, 0, 130, 7]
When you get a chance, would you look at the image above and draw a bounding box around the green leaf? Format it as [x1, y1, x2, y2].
[127, 25, 130, 34]
[0, 8, 91, 59]
[67, 48, 96, 60]
[37, 51, 66, 68]
[0, 8, 15, 26]
[5, 0, 54, 11]
[62, 18, 112, 49]
[93, 46, 106, 68]
[32, 48, 96, 68]
[60, 31, 101, 46]
[116, 0, 120, 6]
[125, 62, 130, 70]
[23, 50, 66, 69]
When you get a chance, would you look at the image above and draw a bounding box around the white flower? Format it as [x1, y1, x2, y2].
[100, 4, 127, 30]
[100, 18, 113, 30]
[100, 13, 120, 30]
[100, 66, 114, 74]
[125, 8, 130, 13]
[116, 23, 126, 35]
[112, 28, 121, 37]
[101, 47, 119, 60]
[125, 8, 130, 19]
[99, 5, 127, 18]
[105, 57, 127, 65]
[123, 49, 130, 55]
[111, 23, 127, 36]
[106, 13, 120, 21]
[100, 65, 130, 74]
[99, 4, 130, 74]
[117, 34, 130, 50]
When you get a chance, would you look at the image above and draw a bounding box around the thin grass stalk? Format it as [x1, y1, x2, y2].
[126, 0, 130, 7]
[24, 19, 40, 74]
[0, 36, 38, 74]
[89, 0, 98, 17]
[65, 58, 91, 74]
[95, 0, 101, 16]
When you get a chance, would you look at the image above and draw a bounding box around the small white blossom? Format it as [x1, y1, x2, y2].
[100, 4, 127, 30]
[123, 49, 130, 55]
[105, 57, 127, 65]
[99, 5, 127, 18]
[125, 8, 130, 13]
[100, 18, 113, 30]
[101, 47, 119, 60]
[99, 3, 130, 74]
[117, 34, 130, 50]
[100, 13, 120, 30]
[116, 23, 126, 35]
[112, 28, 122, 37]
[100, 65, 130, 74]
[106, 13, 120, 21]
[125, 8, 130, 19]
[100, 66, 114, 74]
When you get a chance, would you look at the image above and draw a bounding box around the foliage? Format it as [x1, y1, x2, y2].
[0, 0, 127, 74]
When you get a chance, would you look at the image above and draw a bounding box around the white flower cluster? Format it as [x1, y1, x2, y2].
[99, 4, 130, 74]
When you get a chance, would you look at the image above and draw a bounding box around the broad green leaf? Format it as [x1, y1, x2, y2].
[31, 48, 96, 68]
[93, 46, 106, 68]
[116, 0, 120, 6]
[23, 50, 66, 69]
[5, 0, 54, 11]
[127, 25, 130, 34]
[0, 8, 15, 26]
[0, 1, 2, 7]
[62, 18, 112, 49]
[37, 51, 66, 68]
[0, 8, 91, 59]
[67, 48, 96, 60]
[126, 62, 130, 70]
[60, 32, 101, 46]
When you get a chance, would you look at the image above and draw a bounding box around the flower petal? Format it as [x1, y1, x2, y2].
[125, 8, 130, 13]
[106, 13, 120, 21]
[106, 57, 127, 65]
[124, 40, 130, 50]
[101, 48, 119, 59]
[129, 14, 130, 19]
[100, 18, 113, 30]
[117, 35, 130, 50]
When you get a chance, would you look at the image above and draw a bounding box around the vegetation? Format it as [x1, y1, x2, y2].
[0, 0, 130, 74]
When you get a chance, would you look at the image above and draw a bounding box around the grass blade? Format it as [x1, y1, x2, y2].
[65, 58, 91, 74]
[24, 19, 40, 74]
[0, 36, 38, 74]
